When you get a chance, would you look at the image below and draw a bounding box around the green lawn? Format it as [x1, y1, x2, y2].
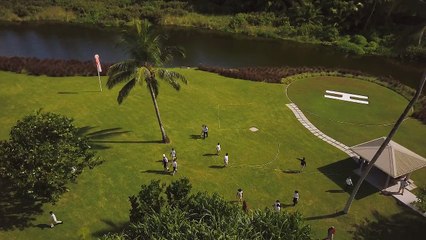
[0, 70, 425, 240]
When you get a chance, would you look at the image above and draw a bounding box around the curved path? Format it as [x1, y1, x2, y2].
[286, 103, 358, 159]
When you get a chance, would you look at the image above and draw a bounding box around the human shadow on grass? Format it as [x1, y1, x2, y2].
[203, 153, 218, 157]
[190, 134, 202, 140]
[0, 178, 43, 231]
[209, 165, 225, 169]
[352, 210, 426, 240]
[318, 157, 378, 200]
[282, 169, 300, 174]
[33, 223, 50, 229]
[326, 189, 346, 193]
[304, 211, 345, 221]
[142, 170, 170, 175]
[92, 219, 129, 239]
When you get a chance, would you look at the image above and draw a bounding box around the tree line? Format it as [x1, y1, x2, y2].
[0, 0, 424, 61]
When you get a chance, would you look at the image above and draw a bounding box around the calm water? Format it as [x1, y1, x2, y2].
[0, 23, 424, 88]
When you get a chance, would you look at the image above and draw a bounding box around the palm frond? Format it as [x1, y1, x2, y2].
[106, 60, 138, 89]
[157, 69, 187, 91]
[117, 79, 137, 104]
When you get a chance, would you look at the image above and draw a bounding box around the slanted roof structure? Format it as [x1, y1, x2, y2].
[351, 137, 426, 178]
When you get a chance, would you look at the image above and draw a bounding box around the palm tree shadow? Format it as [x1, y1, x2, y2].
[304, 211, 345, 221]
[77, 126, 162, 149]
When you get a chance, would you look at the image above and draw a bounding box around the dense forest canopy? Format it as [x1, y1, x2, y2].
[0, 0, 425, 60]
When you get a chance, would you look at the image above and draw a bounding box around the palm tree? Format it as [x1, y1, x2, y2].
[107, 20, 186, 143]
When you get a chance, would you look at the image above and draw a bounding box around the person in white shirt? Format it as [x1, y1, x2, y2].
[236, 188, 243, 202]
[345, 177, 353, 191]
[224, 153, 229, 166]
[293, 191, 299, 206]
[172, 159, 178, 176]
[49, 211, 63, 228]
[170, 148, 177, 160]
[216, 143, 221, 155]
[162, 154, 169, 171]
[273, 200, 281, 212]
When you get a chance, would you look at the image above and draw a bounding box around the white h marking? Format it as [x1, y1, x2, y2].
[324, 90, 369, 104]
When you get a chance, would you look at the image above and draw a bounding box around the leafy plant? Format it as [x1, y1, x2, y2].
[0, 110, 102, 202]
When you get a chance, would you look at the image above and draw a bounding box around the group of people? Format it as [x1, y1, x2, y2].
[162, 148, 178, 175]
[271, 191, 300, 212]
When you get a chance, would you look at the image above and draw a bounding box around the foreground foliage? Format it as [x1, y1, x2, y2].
[102, 178, 312, 240]
[0, 111, 101, 202]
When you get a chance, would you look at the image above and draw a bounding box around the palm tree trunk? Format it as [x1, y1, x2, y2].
[418, 25, 426, 46]
[343, 72, 426, 214]
[148, 82, 170, 143]
[364, 0, 377, 31]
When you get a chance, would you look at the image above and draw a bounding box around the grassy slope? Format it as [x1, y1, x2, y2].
[0, 70, 424, 240]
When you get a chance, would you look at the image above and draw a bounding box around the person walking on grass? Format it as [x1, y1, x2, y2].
[323, 226, 336, 240]
[273, 200, 281, 212]
[170, 148, 177, 160]
[293, 190, 299, 206]
[236, 188, 243, 202]
[224, 153, 229, 167]
[216, 143, 221, 155]
[49, 211, 63, 228]
[162, 154, 169, 172]
[299, 157, 306, 172]
[172, 159, 178, 176]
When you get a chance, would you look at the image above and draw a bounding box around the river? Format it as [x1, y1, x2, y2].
[0, 23, 424, 88]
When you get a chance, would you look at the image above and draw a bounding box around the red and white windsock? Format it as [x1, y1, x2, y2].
[94, 54, 102, 73]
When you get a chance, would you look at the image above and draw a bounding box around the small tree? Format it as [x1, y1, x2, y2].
[0, 111, 101, 202]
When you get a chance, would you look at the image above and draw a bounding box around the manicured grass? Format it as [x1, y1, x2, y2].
[0, 70, 424, 240]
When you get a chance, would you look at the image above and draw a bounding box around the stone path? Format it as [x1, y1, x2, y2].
[286, 103, 425, 217]
[286, 103, 358, 159]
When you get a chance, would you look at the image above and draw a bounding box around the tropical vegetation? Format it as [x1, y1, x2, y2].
[106, 20, 187, 143]
[101, 178, 312, 239]
[0, 0, 424, 60]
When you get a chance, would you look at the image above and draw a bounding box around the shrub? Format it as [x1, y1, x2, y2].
[336, 39, 365, 55]
[228, 13, 248, 30]
[0, 111, 102, 202]
[352, 34, 368, 47]
[0, 56, 111, 77]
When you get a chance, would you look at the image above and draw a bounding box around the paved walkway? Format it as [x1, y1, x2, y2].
[286, 103, 358, 159]
[286, 103, 425, 217]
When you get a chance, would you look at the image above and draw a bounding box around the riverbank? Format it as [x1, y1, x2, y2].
[1, 1, 425, 63]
